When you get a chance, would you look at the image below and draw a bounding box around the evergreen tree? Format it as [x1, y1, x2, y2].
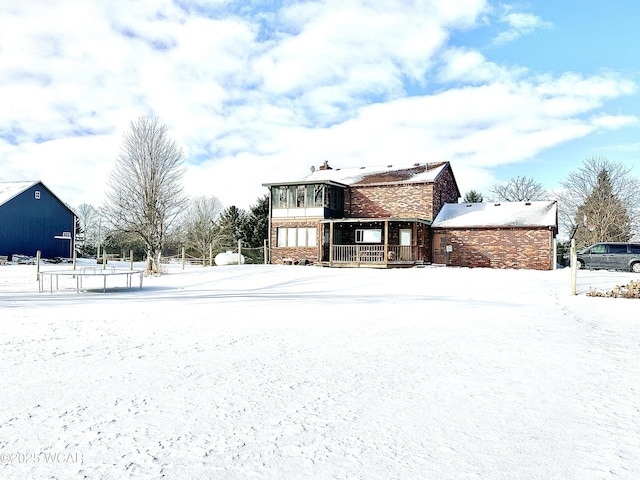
[241, 195, 269, 248]
[573, 168, 631, 247]
[463, 190, 484, 203]
[218, 206, 247, 247]
[560, 156, 640, 244]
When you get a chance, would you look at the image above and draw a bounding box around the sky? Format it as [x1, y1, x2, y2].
[1, 0, 640, 211]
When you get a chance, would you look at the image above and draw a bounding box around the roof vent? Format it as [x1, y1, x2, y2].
[360, 166, 365, 169]
[387, 164, 393, 168]
[494, 203, 501, 206]
[525, 202, 531, 205]
[466, 204, 473, 207]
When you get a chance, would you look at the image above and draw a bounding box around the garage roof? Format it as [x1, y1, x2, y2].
[432, 201, 557, 228]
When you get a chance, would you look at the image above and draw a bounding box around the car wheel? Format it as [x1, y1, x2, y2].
[631, 262, 640, 273]
[577, 260, 585, 270]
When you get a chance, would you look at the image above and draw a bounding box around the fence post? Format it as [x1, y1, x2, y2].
[263, 239, 268, 265]
[210, 243, 213, 267]
[73, 249, 77, 271]
[36, 250, 41, 281]
[130, 250, 134, 270]
[182, 247, 185, 270]
[238, 240, 242, 266]
[570, 239, 577, 295]
[102, 249, 107, 271]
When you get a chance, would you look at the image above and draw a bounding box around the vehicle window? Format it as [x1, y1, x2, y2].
[609, 244, 627, 254]
[629, 244, 640, 254]
[590, 244, 607, 254]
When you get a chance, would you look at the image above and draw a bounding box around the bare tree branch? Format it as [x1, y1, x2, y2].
[180, 196, 228, 262]
[104, 116, 188, 272]
[489, 176, 548, 202]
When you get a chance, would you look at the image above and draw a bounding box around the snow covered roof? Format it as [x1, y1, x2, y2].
[0, 181, 39, 207]
[432, 201, 557, 228]
[304, 161, 449, 186]
[264, 162, 450, 187]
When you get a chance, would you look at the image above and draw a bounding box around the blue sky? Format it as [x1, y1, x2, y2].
[1, 0, 639, 210]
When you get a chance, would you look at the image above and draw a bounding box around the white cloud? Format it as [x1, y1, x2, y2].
[0, 0, 636, 211]
[494, 11, 553, 45]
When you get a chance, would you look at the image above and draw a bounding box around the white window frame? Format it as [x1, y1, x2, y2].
[276, 227, 317, 247]
[355, 229, 382, 243]
[307, 227, 317, 247]
[277, 227, 287, 247]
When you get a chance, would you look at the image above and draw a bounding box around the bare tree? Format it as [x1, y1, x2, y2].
[182, 196, 227, 263]
[559, 156, 640, 247]
[75, 203, 100, 256]
[104, 116, 188, 272]
[489, 176, 548, 202]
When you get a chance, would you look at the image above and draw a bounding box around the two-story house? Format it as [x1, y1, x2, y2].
[263, 161, 460, 267]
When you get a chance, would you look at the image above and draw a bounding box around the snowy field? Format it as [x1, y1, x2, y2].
[1, 261, 639, 479]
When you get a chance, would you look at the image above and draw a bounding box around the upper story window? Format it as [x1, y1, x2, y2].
[34, 190, 41, 199]
[272, 184, 343, 210]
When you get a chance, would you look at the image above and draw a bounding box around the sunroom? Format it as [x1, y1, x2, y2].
[318, 218, 431, 267]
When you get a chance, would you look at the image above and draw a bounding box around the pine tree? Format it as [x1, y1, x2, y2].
[241, 195, 269, 248]
[463, 190, 484, 203]
[218, 206, 247, 247]
[573, 168, 631, 247]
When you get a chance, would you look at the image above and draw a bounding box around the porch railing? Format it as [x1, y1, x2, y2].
[330, 245, 417, 264]
[388, 245, 415, 262]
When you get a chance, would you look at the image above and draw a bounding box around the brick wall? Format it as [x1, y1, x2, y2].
[433, 227, 554, 270]
[432, 167, 460, 218]
[270, 218, 320, 264]
[347, 183, 435, 219]
[345, 164, 459, 220]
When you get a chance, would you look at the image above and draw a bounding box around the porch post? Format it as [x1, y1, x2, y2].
[384, 220, 389, 266]
[329, 221, 334, 267]
[413, 222, 418, 262]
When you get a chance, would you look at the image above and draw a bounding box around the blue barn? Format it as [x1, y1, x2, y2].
[0, 181, 76, 260]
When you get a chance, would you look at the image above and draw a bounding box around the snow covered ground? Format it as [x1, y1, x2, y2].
[1, 262, 639, 479]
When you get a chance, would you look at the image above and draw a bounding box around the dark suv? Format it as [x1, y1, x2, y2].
[576, 242, 640, 272]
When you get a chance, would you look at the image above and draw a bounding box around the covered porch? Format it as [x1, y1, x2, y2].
[318, 218, 431, 267]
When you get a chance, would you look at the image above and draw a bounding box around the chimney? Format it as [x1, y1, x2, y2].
[319, 160, 332, 170]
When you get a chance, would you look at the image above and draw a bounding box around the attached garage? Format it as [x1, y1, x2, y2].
[431, 201, 558, 270]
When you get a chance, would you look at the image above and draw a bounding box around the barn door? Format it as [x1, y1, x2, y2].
[432, 233, 447, 264]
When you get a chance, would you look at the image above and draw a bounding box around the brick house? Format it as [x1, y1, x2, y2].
[431, 201, 558, 270]
[263, 161, 460, 267]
